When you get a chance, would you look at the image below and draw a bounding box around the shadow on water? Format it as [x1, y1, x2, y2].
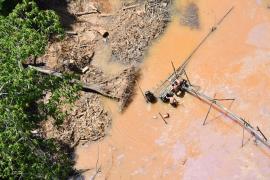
[37, 0, 76, 30]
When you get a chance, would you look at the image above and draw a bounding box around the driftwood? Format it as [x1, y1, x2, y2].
[75, 10, 100, 16]
[28, 65, 120, 100]
[66, 31, 78, 35]
[99, 13, 114, 17]
[122, 4, 140, 10]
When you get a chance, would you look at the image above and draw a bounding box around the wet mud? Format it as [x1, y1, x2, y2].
[75, 0, 270, 179]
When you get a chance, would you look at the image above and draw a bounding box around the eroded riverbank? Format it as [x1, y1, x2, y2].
[38, 0, 171, 146]
[76, 0, 270, 179]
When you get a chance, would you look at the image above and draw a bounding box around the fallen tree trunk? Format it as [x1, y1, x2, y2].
[28, 65, 120, 100]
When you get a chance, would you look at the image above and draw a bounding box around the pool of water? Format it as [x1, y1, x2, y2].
[75, 0, 270, 179]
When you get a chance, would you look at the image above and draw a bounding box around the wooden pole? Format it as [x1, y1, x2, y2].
[186, 87, 270, 149]
[171, 61, 178, 78]
[183, 69, 191, 85]
[203, 93, 216, 126]
[159, 112, 168, 125]
[135, 80, 148, 103]
[156, 7, 234, 91]
[214, 98, 235, 101]
[257, 126, 268, 141]
[242, 123, 245, 147]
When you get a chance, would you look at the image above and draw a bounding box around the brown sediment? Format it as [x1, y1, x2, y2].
[38, 0, 171, 145]
[75, 0, 270, 179]
[180, 2, 200, 29]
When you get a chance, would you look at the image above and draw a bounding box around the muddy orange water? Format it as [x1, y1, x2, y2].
[75, 0, 270, 179]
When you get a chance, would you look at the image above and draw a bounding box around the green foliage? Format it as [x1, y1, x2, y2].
[0, 0, 80, 178]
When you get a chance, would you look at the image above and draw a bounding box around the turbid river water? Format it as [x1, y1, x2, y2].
[76, 0, 270, 179]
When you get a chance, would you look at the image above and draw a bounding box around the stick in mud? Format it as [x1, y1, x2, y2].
[159, 112, 168, 125]
[135, 80, 148, 103]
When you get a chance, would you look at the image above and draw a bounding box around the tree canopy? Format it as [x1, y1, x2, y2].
[0, 0, 80, 178]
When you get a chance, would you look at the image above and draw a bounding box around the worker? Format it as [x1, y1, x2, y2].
[179, 79, 189, 91]
[169, 96, 178, 107]
[171, 79, 181, 95]
[161, 92, 173, 103]
[145, 91, 156, 103]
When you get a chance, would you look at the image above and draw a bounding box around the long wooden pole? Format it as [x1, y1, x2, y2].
[185, 86, 270, 149]
[158, 112, 168, 125]
[155, 7, 234, 93]
[135, 80, 148, 103]
[203, 93, 216, 125]
[171, 61, 178, 78]
[242, 124, 245, 147]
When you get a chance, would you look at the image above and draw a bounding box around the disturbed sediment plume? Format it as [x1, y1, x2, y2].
[180, 2, 200, 29]
[38, 0, 171, 145]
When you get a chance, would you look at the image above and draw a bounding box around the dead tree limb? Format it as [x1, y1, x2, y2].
[28, 65, 120, 100]
[75, 10, 100, 16]
[122, 4, 140, 10]
[66, 31, 78, 35]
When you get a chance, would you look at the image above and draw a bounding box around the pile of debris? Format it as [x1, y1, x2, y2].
[40, 93, 110, 146]
[81, 65, 138, 110]
[37, 0, 170, 145]
[110, 0, 171, 64]
[40, 66, 137, 145]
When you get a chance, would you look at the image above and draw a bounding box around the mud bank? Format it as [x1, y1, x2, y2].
[38, 0, 171, 146]
[75, 0, 270, 179]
